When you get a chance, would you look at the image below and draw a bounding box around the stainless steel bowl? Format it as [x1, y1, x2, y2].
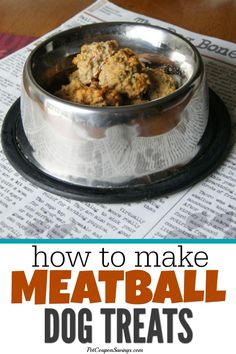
[21, 22, 208, 188]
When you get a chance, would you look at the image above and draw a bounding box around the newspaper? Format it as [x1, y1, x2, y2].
[0, 0, 235, 239]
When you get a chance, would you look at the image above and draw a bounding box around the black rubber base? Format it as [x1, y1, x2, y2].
[1, 90, 232, 203]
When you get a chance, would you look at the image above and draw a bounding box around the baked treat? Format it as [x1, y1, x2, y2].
[56, 40, 178, 106]
[72, 40, 118, 84]
[98, 48, 150, 99]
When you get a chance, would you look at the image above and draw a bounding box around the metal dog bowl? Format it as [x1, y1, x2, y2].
[1, 23, 231, 202]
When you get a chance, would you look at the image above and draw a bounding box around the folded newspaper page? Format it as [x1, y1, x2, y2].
[0, 0, 235, 238]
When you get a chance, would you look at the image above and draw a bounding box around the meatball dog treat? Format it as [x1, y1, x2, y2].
[56, 40, 178, 106]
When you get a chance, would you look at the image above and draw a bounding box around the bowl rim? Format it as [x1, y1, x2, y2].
[25, 21, 204, 112]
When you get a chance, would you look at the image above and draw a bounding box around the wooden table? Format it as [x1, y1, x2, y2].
[0, 0, 235, 42]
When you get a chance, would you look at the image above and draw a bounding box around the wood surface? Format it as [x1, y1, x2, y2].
[0, 0, 235, 42]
